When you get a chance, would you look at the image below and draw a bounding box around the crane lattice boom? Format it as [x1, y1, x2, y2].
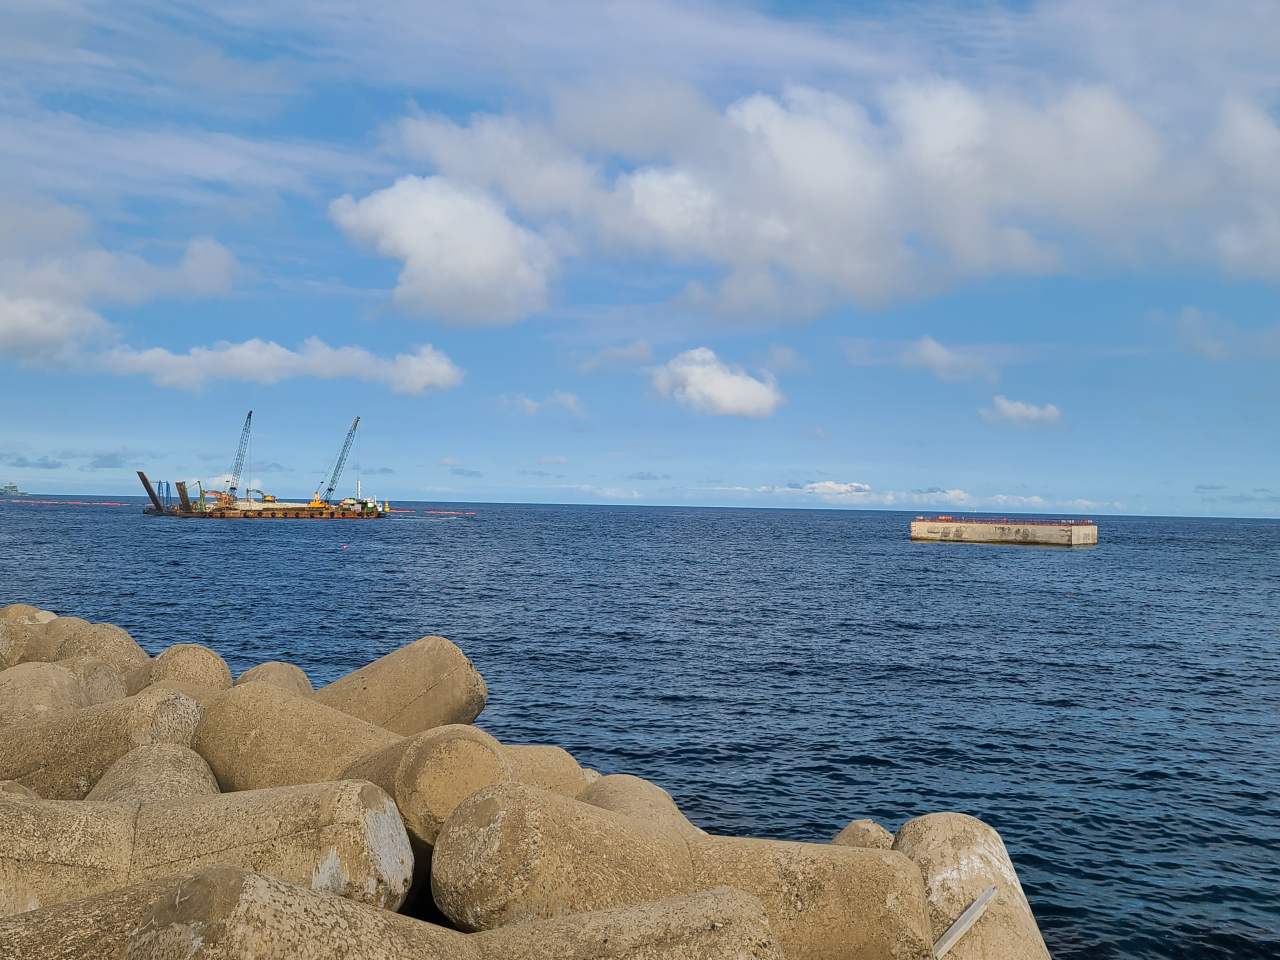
[225, 411, 252, 504]
[316, 417, 359, 506]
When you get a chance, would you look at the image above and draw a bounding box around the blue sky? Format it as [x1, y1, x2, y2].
[1, 0, 1278, 516]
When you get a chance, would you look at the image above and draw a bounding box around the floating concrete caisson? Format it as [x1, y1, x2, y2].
[894, 812, 1051, 960]
[311, 635, 488, 735]
[432, 781, 934, 960]
[910, 517, 1097, 546]
[0, 689, 201, 799]
[0, 779, 412, 916]
[122, 866, 784, 960]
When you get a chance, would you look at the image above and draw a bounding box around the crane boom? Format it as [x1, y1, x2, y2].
[225, 411, 252, 504]
[315, 417, 359, 506]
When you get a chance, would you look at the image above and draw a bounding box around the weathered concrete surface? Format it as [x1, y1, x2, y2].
[0, 604, 43, 619]
[0, 780, 412, 916]
[831, 818, 895, 850]
[344, 724, 511, 849]
[235, 660, 313, 696]
[893, 812, 1050, 960]
[123, 867, 783, 960]
[0, 620, 43, 669]
[144, 680, 223, 706]
[0, 689, 201, 799]
[148, 644, 232, 691]
[55, 655, 127, 705]
[578, 774, 702, 835]
[0, 780, 40, 799]
[57, 624, 151, 680]
[0, 661, 89, 725]
[21, 617, 89, 663]
[501, 744, 588, 797]
[0, 875, 190, 960]
[86, 744, 220, 804]
[910, 520, 1097, 546]
[192, 685, 508, 853]
[478, 885, 782, 960]
[432, 781, 933, 960]
[192, 682, 400, 790]
[312, 636, 487, 735]
[10, 619, 151, 694]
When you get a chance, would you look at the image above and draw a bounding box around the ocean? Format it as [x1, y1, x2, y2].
[1, 497, 1277, 958]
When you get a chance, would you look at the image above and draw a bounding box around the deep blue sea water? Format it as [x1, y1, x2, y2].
[1, 497, 1277, 959]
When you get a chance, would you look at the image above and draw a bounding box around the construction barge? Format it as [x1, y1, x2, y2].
[138, 412, 387, 520]
[911, 515, 1097, 546]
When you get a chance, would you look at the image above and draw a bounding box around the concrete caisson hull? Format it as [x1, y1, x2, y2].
[910, 520, 1097, 546]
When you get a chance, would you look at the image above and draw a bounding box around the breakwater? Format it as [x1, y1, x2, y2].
[1, 601, 1050, 959]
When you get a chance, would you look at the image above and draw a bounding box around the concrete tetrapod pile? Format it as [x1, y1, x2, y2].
[0, 601, 1053, 960]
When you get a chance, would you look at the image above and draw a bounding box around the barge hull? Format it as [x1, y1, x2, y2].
[910, 520, 1096, 546]
[189, 506, 380, 519]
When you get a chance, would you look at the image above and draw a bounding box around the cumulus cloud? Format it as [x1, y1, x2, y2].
[101, 338, 464, 395]
[980, 395, 1062, 428]
[898, 335, 998, 382]
[331, 176, 556, 324]
[373, 74, 1240, 317]
[650, 348, 784, 417]
[0, 296, 111, 363]
[0, 231, 237, 364]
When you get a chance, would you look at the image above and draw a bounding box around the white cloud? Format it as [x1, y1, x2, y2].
[561, 484, 642, 500]
[721, 480, 1114, 511]
[508, 391, 585, 416]
[1162, 306, 1280, 361]
[650, 347, 784, 417]
[898, 335, 998, 382]
[330, 175, 556, 325]
[980, 395, 1062, 428]
[371, 75, 1216, 316]
[0, 229, 238, 365]
[579, 340, 652, 372]
[0, 296, 111, 363]
[101, 337, 464, 395]
[538, 456, 568, 464]
[761, 344, 807, 373]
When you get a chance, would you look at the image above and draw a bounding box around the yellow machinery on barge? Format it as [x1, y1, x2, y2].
[138, 413, 387, 519]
